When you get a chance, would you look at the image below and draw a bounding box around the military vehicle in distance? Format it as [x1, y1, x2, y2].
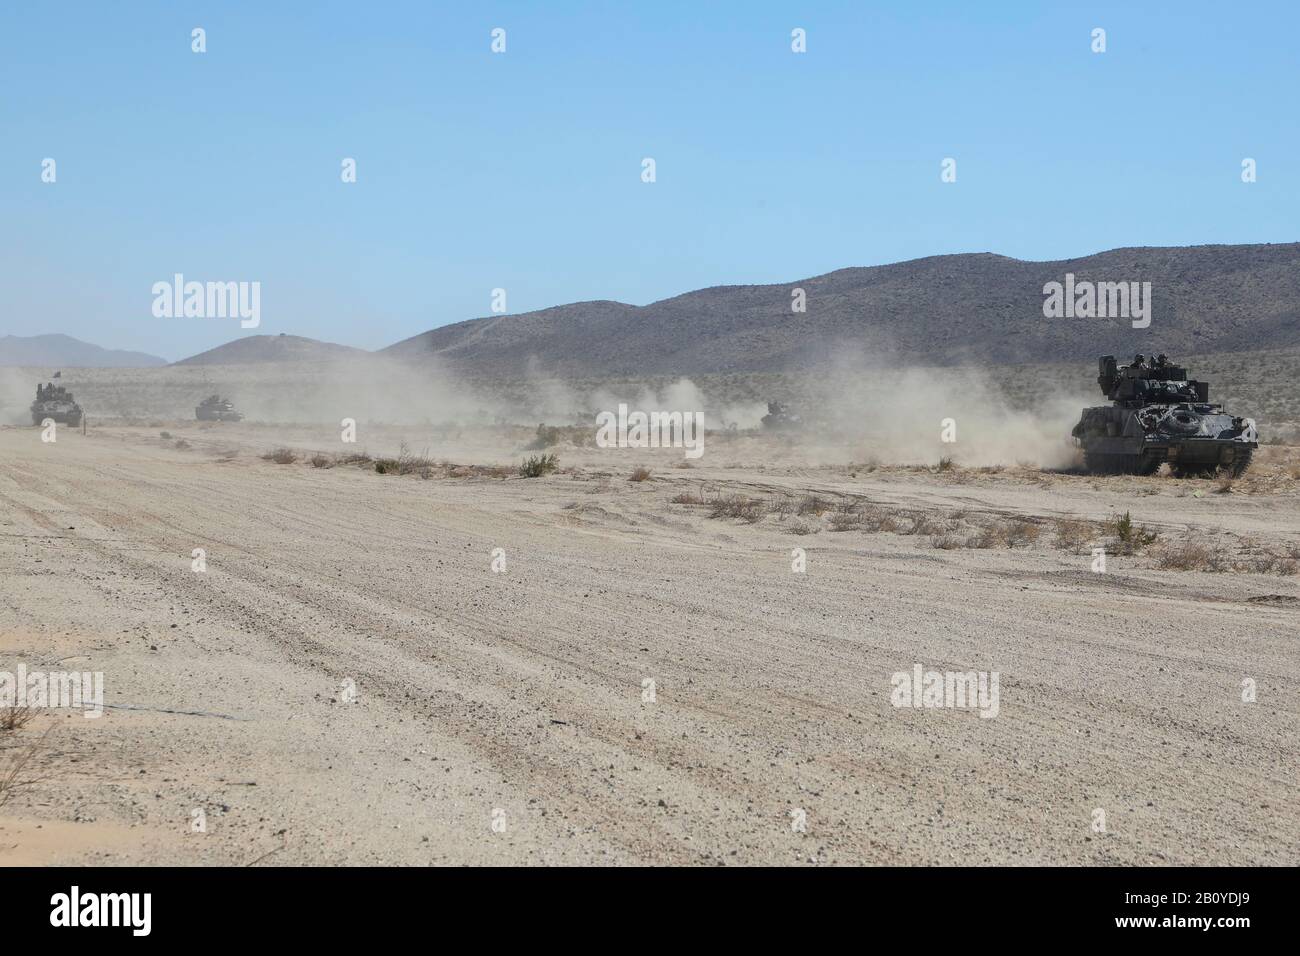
[195, 395, 243, 422]
[1072, 355, 1257, 477]
[761, 401, 803, 431]
[30, 382, 83, 427]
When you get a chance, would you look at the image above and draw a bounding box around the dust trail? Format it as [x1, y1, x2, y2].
[794, 352, 1092, 467]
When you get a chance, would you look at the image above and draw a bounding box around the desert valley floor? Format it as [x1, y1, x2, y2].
[1, 422, 1297, 865]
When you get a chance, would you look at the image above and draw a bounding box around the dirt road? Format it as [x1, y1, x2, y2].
[1, 424, 1297, 865]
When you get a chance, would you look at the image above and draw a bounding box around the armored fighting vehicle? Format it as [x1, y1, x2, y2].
[1072, 355, 1257, 477]
[761, 401, 803, 431]
[195, 395, 243, 422]
[30, 382, 83, 427]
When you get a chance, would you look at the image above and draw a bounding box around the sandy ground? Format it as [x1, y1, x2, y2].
[1, 421, 1297, 866]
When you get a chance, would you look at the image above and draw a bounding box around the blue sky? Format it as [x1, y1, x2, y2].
[2, 1, 1295, 361]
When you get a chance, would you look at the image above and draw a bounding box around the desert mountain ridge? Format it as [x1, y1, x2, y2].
[0, 333, 167, 368]
[379, 243, 1300, 376]
[172, 333, 367, 366]
[11, 243, 1300, 375]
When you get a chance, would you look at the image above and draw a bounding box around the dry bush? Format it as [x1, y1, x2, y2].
[860, 509, 902, 533]
[903, 514, 945, 536]
[159, 431, 172, 439]
[519, 453, 559, 478]
[931, 533, 965, 550]
[0, 707, 37, 733]
[966, 528, 1002, 549]
[670, 491, 705, 505]
[1003, 520, 1041, 547]
[374, 442, 434, 478]
[173, 439, 191, 450]
[828, 512, 864, 532]
[338, 452, 373, 465]
[935, 456, 956, 472]
[310, 454, 332, 468]
[709, 495, 763, 522]
[0, 726, 56, 811]
[1242, 553, 1299, 575]
[785, 520, 817, 535]
[796, 495, 832, 516]
[767, 497, 793, 517]
[1053, 519, 1095, 552]
[262, 448, 297, 465]
[629, 467, 652, 482]
[1157, 541, 1229, 572]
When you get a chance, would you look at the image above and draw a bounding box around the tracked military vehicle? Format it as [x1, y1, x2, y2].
[761, 401, 803, 431]
[30, 382, 83, 427]
[1072, 355, 1257, 477]
[195, 395, 243, 422]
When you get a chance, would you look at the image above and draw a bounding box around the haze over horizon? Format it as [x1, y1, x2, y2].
[4, 0, 1297, 360]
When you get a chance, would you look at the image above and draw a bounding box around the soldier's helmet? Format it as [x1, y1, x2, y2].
[1156, 353, 1168, 365]
[1133, 354, 1145, 365]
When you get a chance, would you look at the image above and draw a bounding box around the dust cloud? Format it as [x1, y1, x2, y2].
[0, 349, 1093, 469]
[792, 352, 1092, 468]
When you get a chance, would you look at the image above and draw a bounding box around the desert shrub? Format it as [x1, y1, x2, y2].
[0, 707, 36, 733]
[796, 495, 832, 516]
[519, 453, 559, 478]
[629, 467, 652, 482]
[1003, 520, 1041, 547]
[670, 491, 704, 505]
[709, 495, 763, 522]
[262, 448, 296, 464]
[310, 454, 331, 468]
[159, 431, 172, 439]
[860, 509, 902, 533]
[785, 520, 817, 535]
[173, 439, 190, 450]
[1164, 541, 1222, 572]
[374, 443, 435, 477]
[904, 514, 944, 536]
[1157, 541, 1228, 572]
[828, 512, 864, 532]
[931, 533, 965, 550]
[1111, 510, 1158, 554]
[0, 726, 56, 811]
[966, 528, 1002, 549]
[1053, 519, 1095, 551]
[936, 456, 956, 472]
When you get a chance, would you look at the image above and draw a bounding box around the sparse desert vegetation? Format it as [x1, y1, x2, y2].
[519, 453, 559, 478]
[262, 447, 297, 464]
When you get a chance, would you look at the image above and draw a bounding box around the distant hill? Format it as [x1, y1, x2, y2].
[173, 334, 367, 365]
[381, 243, 1300, 376]
[0, 334, 167, 368]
